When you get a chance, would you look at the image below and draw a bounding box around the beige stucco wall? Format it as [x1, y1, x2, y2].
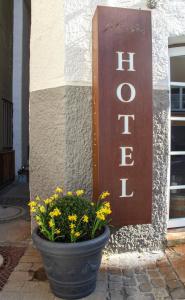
[30, 0, 185, 91]
[30, 0, 65, 92]
[30, 0, 151, 91]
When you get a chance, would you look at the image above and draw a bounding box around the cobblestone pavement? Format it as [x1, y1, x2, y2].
[1, 244, 185, 299]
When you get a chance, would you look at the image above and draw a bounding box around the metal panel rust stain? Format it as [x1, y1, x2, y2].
[92, 6, 153, 226]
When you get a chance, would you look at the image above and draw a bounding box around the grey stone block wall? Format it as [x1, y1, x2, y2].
[30, 86, 169, 252]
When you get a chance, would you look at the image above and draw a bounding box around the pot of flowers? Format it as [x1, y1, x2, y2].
[29, 188, 111, 300]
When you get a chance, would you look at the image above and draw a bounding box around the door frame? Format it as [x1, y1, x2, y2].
[168, 46, 185, 228]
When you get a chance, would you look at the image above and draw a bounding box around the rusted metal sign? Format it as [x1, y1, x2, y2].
[92, 6, 153, 226]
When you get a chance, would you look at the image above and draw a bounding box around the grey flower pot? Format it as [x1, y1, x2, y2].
[32, 226, 110, 299]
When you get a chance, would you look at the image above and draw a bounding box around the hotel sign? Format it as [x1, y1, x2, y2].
[92, 7, 153, 226]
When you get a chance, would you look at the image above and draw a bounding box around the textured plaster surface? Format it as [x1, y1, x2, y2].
[30, 0, 185, 90]
[29, 87, 66, 199]
[29, 86, 92, 199]
[63, 0, 185, 89]
[30, 87, 169, 252]
[65, 86, 92, 195]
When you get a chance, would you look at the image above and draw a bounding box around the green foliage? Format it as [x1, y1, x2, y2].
[29, 189, 111, 243]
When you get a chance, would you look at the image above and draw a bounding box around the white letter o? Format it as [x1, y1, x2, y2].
[116, 82, 136, 102]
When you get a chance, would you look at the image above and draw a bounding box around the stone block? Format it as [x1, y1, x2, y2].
[82, 291, 109, 300]
[0, 292, 23, 300]
[139, 282, 152, 292]
[95, 280, 108, 292]
[21, 281, 50, 293]
[143, 294, 155, 300]
[163, 272, 177, 281]
[8, 271, 32, 282]
[147, 270, 160, 278]
[135, 267, 146, 274]
[156, 258, 169, 267]
[171, 287, 185, 299]
[124, 287, 138, 296]
[151, 278, 166, 288]
[110, 291, 123, 300]
[166, 279, 182, 290]
[109, 274, 122, 282]
[126, 296, 146, 300]
[31, 262, 43, 271]
[158, 266, 172, 275]
[146, 263, 157, 270]
[20, 255, 42, 263]
[15, 263, 33, 272]
[123, 269, 134, 278]
[152, 288, 169, 298]
[24, 248, 40, 257]
[123, 277, 137, 286]
[108, 266, 122, 275]
[136, 274, 149, 283]
[3, 281, 24, 292]
[97, 271, 107, 282]
[109, 281, 123, 291]
[22, 292, 54, 300]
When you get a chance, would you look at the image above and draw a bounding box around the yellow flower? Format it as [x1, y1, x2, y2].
[39, 205, 46, 213]
[96, 210, 105, 221]
[69, 223, 76, 229]
[100, 191, 110, 200]
[76, 190, 85, 196]
[53, 194, 59, 200]
[101, 207, 112, 215]
[49, 219, 55, 228]
[82, 215, 89, 223]
[44, 198, 52, 205]
[30, 207, 36, 213]
[104, 201, 110, 208]
[74, 232, 81, 238]
[68, 215, 77, 222]
[91, 202, 95, 206]
[35, 216, 41, 222]
[49, 208, 61, 217]
[36, 216, 42, 226]
[28, 201, 37, 207]
[55, 187, 63, 194]
[55, 229, 61, 234]
[35, 196, 40, 201]
[101, 202, 111, 215]
[67, 191, 73, 196]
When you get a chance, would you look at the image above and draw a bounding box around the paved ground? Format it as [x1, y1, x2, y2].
[1, 183, 185, 299]
[1, 244, 185, 299]
[0, 182, 30, 245]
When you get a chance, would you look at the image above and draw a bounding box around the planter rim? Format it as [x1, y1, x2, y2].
[32, 225, 110, 252]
